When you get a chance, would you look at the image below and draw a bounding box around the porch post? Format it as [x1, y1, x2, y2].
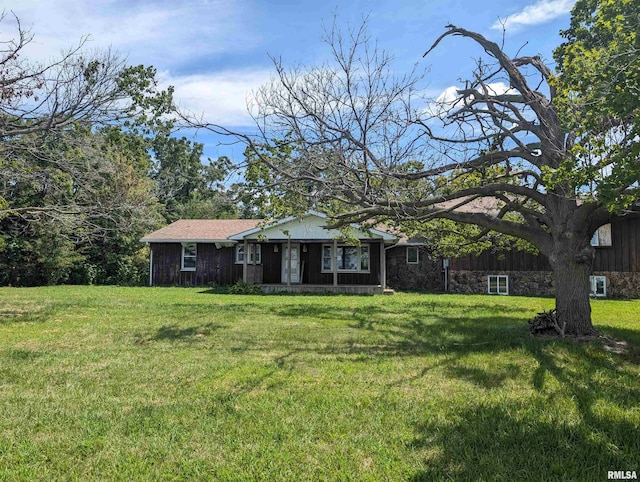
[252, 242, 257, 284]
[243, 239, 248, 283]
[287, 237, 292, 286]
[333, 239, 338, 287]
[380, 240, 386, 288]
[148, 245, 153, 287]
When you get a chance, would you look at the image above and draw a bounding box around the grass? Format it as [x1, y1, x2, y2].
[0, 286, 639, 480]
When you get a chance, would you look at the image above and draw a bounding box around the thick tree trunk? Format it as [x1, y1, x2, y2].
[550, 241, 598, 337]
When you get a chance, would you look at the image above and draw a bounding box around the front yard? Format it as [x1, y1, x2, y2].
[0, 286, 638, 480]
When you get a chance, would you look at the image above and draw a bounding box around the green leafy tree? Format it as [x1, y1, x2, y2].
[151, 135, 237, 221]
[0, 13, 174, 228]
[0, 14, 177, 286]
[554, 0, 640, 210]
[0, 125, 163, 286]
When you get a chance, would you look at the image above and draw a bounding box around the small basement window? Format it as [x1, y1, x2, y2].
[181, 243, 197, 271]
[407, 246, 419, 264]
[590, 275, 607, 297]
[488, 275, 509, 295]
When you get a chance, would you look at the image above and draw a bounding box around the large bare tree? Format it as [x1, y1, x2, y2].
[198, 19, 638, 337]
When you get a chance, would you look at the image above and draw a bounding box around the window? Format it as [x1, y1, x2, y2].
[321, 244, 370, 272]
[322, 245, 333, 271]
[338, 246, 358, 270]
[487, 275, 508, 295]
[590, 275, 607, 297]
[181, 243, 197, 271]
[360, 245, 369, 271]
[591, 224, 612, 247]
[407, 246, 419, 264]
[235, 244, 262, 264]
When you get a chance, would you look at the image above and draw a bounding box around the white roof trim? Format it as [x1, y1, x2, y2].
[228, 211, 396, 241]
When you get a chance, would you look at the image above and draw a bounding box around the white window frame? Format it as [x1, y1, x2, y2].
[406, 246, 419, 264]
[321, 244, 370, 273]
[360, 244, 370, 272]
[487, 275, 509, 295]
[590, 224, 612, 247]
[322, 245, 333, 271]
[235, 244, 262, 264]
[590, 275, 607, 297]
[181, 243, 197, 271]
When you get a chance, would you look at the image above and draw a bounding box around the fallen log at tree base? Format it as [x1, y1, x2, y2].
[528, 309, 565, 337]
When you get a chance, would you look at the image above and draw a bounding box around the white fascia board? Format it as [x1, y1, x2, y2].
[393, 241, 426, 246]
[309, 210, 395, 240]
[228, 215, 297, 240]
[228, 211, 329, 240]
[229, 211, 396, 241]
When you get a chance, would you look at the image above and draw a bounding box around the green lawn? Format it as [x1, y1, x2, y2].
[0, 287, 639, 480]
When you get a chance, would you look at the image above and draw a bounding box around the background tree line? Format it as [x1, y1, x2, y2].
[0, 14, 243, 286]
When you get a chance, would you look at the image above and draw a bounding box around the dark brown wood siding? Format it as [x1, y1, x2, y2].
[261, 244, 282, 284]
[449, 249, 551, 272]
[593, 216, 640, 272]
[449, 215, 640, 273]
[150, 243, 242, 286]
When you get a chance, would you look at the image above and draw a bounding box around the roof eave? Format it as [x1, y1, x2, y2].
[140, 238, 238, 244]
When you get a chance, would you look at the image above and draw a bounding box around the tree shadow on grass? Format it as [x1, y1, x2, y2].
[409, 336, 640, 480]
[266, 297, 640, 477]
[134, 322, 224, 345]
[410, 400, 639, 480]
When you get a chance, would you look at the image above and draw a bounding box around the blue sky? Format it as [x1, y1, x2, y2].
[4, 0, 576, 162]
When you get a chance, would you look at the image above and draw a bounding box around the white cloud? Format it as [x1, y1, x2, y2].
[166, 69, 273, 127]
[491, 0, 575, 32]
[426, 82, 514, 118]
[0, 0, 257, 66]
[0, 0, 267, 128]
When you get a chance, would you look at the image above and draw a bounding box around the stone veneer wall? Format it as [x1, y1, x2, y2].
[449, 270, 555, 297]
[594, 272, 640, 299]
[386, 246, 442, 291]
[449, 270, 640, 299]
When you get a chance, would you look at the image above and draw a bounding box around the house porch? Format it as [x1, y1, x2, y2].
[241, 240, 387, 288]
[259, 284, 385, 294]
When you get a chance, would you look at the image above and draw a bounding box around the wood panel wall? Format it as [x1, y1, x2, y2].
[150, 243, 242, 286]
[593, 216, 640, 272]
[150, 241, 384, 286]
[450, 215, 640, 273]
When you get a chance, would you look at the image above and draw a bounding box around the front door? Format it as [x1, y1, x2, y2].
[281, 243, 300, 284]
